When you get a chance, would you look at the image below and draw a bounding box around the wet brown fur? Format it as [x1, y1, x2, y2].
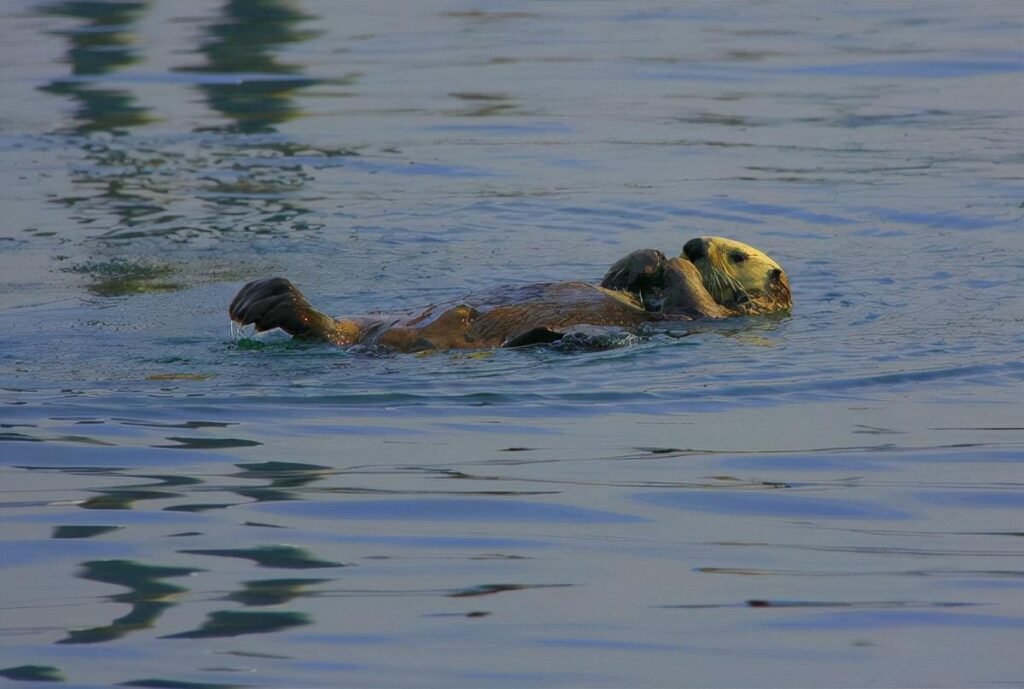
[229, 237, 790, 352]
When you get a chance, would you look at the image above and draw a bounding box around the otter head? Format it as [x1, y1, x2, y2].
[682, 236, 791, 315]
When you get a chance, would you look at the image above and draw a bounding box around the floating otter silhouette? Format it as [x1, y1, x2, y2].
[229, 236, 791, 352]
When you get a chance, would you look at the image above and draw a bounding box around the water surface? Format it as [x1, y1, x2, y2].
[1, 1, 1022, 687]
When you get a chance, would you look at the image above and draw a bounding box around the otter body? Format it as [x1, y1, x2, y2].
[229, 237, 791, 352]
[375, 281, 655, 350]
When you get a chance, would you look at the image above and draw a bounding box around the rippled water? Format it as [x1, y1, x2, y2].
[1, 1, 1022, 687]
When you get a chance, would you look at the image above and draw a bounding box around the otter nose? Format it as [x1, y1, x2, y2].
[769, 268, 782, 281]
[682, 238, 707, 261]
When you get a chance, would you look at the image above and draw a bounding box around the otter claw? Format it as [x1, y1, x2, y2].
[229, 277, 317, 336]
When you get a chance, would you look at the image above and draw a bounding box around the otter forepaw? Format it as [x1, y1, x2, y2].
[660, 258, 732, 320]
[229, 277, 320, 336]
[599, 249, 667, 293]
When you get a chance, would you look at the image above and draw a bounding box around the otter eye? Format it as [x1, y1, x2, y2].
[729, 251, 748, 264]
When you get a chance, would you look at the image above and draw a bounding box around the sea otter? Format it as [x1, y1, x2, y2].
[229, 236, 791, 352]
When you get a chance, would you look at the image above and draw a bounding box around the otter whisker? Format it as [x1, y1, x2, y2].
[697, 259, 754, 311]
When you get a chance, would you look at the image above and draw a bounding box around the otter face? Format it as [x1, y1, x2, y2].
[682, 236, 791, 314]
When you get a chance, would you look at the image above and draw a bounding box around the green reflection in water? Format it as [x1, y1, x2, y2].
[36, 1, 332, 248]
[448, 91, 522, 117]
[122, 679, 242, 689]
[227, 577, 329, 606]
[59, 559, 203, 644]
[52, 525, 121, 539]
[37, 1, 183, 245]
[0, 665, 66, 682]
[448, 583, 571, 598]
[32, 0, 352, 253]
[231, 461, 333, 502]
[163, 610, 309, 639]
[79, 473, 199, 511]
[65, 259, 181, 296]
[39, 1, 154, 132]
[178, 0, 325, 132]
[179, 544, 346, 569]
[155, 436, 263, 450]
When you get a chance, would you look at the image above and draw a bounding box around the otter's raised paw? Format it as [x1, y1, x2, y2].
[599, 249, 667, 293]
[228, 277, 321, 337]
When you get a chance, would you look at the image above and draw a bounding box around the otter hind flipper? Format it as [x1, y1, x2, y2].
[502, 327, 565, 348]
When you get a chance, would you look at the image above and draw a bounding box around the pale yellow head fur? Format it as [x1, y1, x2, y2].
[682, 236, 791, 315]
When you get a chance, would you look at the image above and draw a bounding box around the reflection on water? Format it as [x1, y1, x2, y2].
[177, 0, 323, 133]
[230, 461, 333, 502]
[59, 559, 202, 644]
[79, 473, 198, 510]
[179, 544, 345, 569]
[448, 91, 522, 118]
[0, 666, 66, 682]
[67, 259, 181, 296]
[52, 524, 121, 539]
[228, 577, 329, 606]
[164, 609, 311, 640]
[39, 0, 153, 132]
[39, 0, 174, 243]
[37, 0, 331, 247]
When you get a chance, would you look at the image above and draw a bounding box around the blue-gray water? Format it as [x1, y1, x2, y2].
[1, 1, 1022, 687]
